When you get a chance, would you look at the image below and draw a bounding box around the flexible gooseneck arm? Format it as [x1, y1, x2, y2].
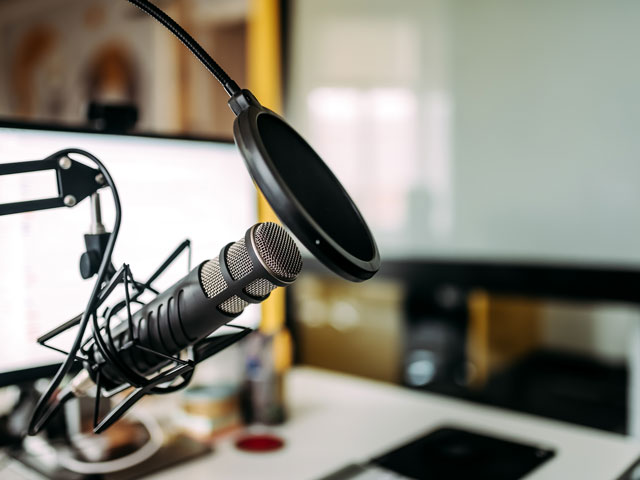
[127, 0, 241, 97]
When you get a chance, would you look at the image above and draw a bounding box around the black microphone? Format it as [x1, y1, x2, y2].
[82, 222, 302, 391]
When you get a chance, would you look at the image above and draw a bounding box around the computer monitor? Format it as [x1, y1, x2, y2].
[0, 123, 259, 387]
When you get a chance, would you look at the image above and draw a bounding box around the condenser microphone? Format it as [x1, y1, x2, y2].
[81, 222, 302, 392]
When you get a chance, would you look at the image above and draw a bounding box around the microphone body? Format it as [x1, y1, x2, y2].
[85, 222, 302, 390]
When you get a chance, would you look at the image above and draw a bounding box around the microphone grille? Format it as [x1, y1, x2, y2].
[200, 258, 226, 298]
[199, 223, 302, 314]
[253, 222, 303, 281]
[226, 239, 254, 280]
[201, 253, 253, 314]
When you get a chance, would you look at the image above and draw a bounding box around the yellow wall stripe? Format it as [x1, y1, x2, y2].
[247, 0, 285, 335]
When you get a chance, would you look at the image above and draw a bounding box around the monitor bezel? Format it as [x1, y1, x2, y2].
[0, 118, 234, 145]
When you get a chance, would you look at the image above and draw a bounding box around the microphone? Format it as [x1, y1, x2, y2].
[30, 0, 380, 435]
[80, 222, 302, 392]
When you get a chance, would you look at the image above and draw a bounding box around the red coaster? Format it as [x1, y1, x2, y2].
[235, 434, 285, 453]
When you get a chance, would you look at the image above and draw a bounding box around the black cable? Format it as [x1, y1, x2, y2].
[27, 149, 122, 436]
[126, 0, 241, 97]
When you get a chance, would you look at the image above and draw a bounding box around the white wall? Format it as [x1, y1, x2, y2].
[289, 0, 640, 266]
[450, 0, 640, 266]
[288, 0, 452, 253]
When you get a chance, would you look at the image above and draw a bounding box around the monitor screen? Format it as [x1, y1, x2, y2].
[0, 125, 259, 384]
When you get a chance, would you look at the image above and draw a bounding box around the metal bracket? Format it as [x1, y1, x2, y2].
[0, 151, 106, 216]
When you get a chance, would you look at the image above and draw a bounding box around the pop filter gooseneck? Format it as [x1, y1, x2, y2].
[127, 0, 380, 281]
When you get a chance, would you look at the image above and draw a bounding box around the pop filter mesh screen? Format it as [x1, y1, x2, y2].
[257, 114, 375, 262]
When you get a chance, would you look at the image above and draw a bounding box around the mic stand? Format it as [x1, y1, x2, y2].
[79, 193, 116, 280]
[1, 151, 254, 435]
[1, 149, 254, 477]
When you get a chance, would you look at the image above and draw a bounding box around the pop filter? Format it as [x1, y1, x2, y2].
[127, 0, 380, 282]
[229, 90, 380, 282]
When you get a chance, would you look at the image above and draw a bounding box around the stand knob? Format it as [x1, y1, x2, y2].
[80, 251, 100, 279]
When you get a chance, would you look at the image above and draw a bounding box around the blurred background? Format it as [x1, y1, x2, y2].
[1, 0, 640, 439]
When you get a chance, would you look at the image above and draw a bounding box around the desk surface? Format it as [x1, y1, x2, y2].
[145, 367, 640, 480]
[3, 367, 639, 479]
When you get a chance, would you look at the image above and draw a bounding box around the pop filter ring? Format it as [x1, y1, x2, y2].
[231, 92, 381, 282]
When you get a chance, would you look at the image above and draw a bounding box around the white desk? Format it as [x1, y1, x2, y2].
[143, 367, 640, 480]
[3, 367, 639, 479]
